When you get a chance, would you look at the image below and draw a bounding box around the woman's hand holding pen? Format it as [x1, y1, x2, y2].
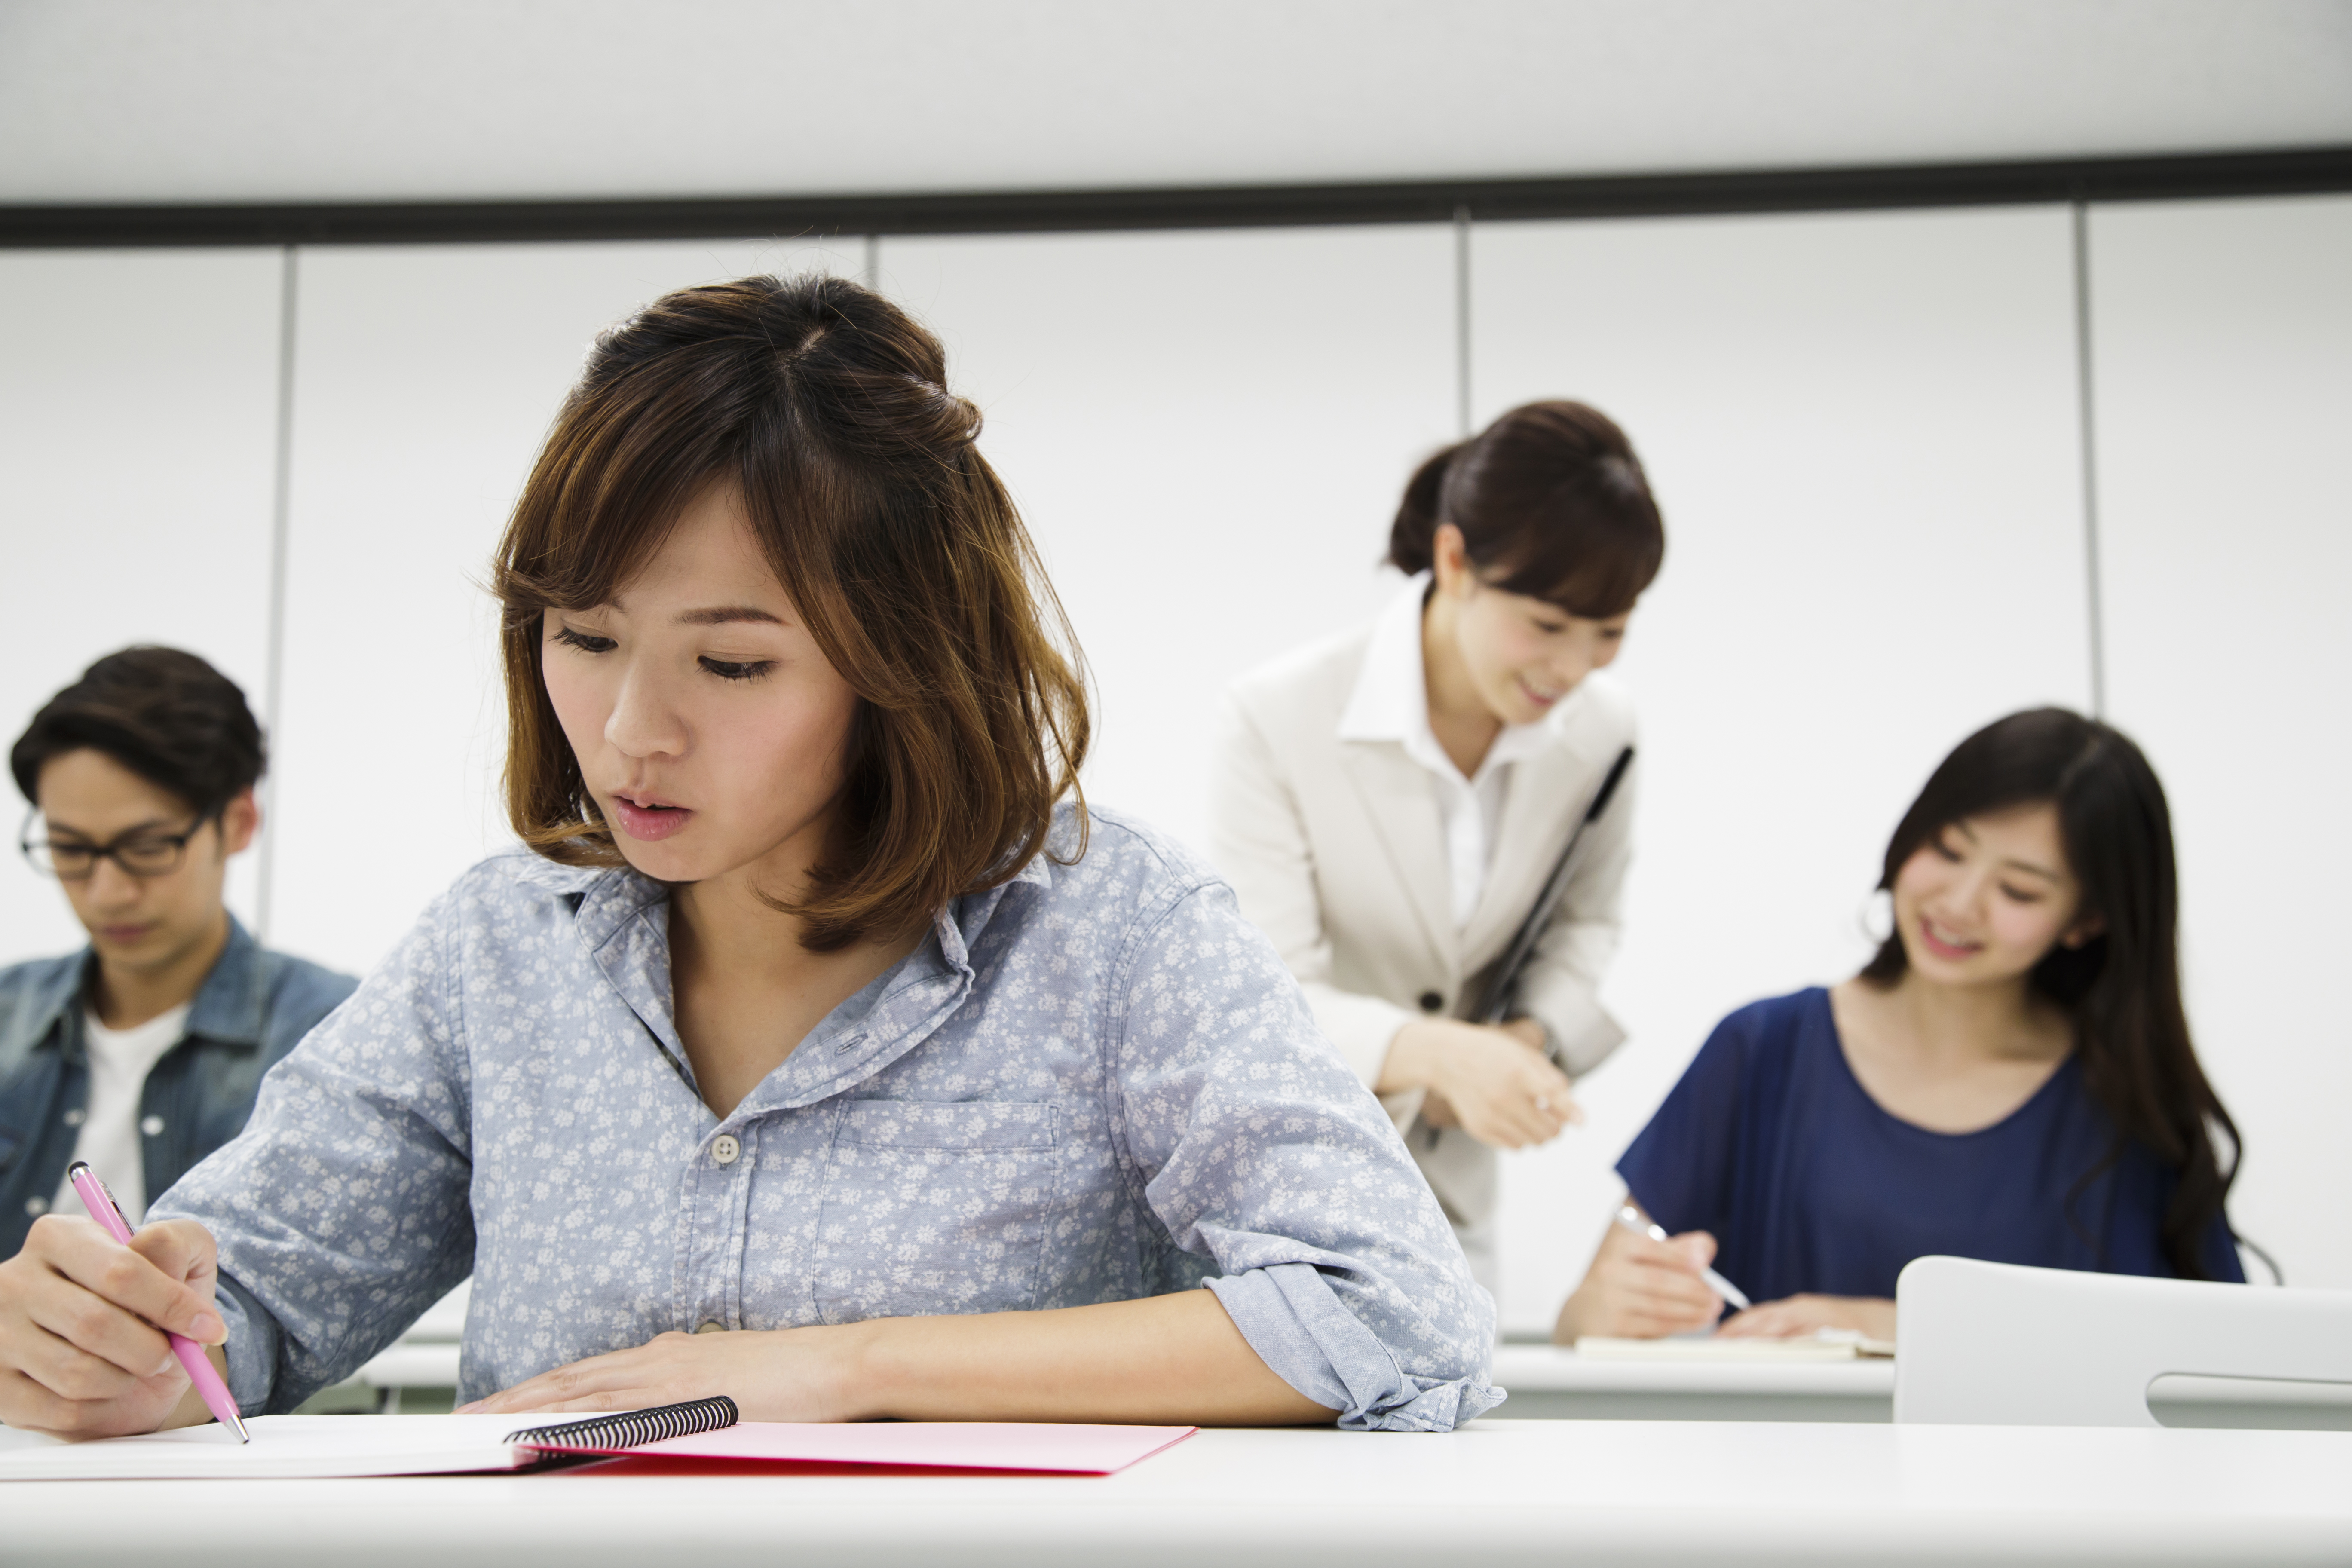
[1552, 1219, 1725, 1341]
[0, 1215, 229, 1439]
[1381, 1016, 1581, 1149]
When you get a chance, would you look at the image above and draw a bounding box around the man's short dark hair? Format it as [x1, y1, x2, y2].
[10, 647, 266, 818]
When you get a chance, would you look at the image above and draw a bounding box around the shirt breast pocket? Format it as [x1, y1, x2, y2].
[812, 1100, 1063, 1323]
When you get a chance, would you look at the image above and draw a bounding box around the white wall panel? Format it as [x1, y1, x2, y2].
[2092, 195, 2352, 1289]
[270, 239, 857, 976]
[1470, 207, 2092, 1332]
[879, 225, 1458, 855]
[0, 249, 282, 965]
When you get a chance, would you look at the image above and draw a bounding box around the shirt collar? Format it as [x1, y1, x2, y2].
[556, 823, 1066, 1117]
[556, 828, 1061, 977]
[6, 915, 270, 1057]
[1336, 573, 1431, 746]
[182, 915, 270, 1047]
[796, 840, 1057, 1105]
[1336, 572, 1565, 784]
[2, 951, 87, 1060]
[946, 822, 1062, 960]
[504, 847, 611, 899]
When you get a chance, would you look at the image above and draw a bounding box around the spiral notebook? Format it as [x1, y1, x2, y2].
[0, 1397, 1196, 1481]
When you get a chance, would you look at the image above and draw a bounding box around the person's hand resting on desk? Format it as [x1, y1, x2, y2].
[0, 1215, 230, 1439]
[458, 1289, 1330, 1426]
[1552, 1217, 1725, 1341]
[460, 1322, 861, 1421]
[1380, 1016, 1581, 1149]
[1718, 1295, 1896, 1342]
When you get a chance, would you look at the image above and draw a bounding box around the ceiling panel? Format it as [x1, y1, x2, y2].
[3, 0, 2348, 204]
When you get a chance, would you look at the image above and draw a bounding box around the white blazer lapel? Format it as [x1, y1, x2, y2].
[1338, 741, 1460, 974]
[1461, 733, 1608, 967]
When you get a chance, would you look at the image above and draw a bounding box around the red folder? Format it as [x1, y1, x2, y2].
[524, 1421, 1197, 1476]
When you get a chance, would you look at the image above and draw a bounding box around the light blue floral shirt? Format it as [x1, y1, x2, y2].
[153, 807, 1502, 1431]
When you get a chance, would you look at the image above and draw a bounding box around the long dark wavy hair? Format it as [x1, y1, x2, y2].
[1859, 707, 2238, 1279]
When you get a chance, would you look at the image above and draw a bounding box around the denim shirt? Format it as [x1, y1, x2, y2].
[0, 917, 356, 1258]
[153, 808, 1503, 1431]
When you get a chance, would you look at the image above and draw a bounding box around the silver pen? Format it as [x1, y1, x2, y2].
[1613, 1202, 1752, 1311]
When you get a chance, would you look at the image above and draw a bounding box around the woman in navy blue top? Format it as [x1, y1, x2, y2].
[1556, 709, 2243, 1343]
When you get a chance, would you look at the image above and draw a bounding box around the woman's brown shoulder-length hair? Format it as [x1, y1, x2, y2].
[493, 273, 1090, 952]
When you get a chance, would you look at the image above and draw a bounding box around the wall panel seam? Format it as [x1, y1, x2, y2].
[2071, 202, 2108, 719]
[1453, 205, 1472, 438]
[255, 245, 298, 940]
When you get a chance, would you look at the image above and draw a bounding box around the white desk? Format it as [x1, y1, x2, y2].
[334, 1338, 1899, 1422]
[318, 1283, 466, 1413]
[6, 1420, 2349, 1567]
[1492, 1344, 2352, 1429]
[1493, 1343, 1896, 1422]
[344, 1336, 1862, 1421]
[339, 1334, 2352, 1430]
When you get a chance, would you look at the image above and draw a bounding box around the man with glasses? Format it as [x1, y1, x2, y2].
[0, 647, 354, 1256]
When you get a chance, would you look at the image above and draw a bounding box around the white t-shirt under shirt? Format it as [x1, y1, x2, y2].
[52, 1003, 190, 1225]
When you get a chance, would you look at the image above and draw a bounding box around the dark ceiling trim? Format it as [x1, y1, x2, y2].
[6, 145, 2350, 248]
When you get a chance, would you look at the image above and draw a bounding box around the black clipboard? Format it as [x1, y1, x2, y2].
[1471, 744, 1635, 1026]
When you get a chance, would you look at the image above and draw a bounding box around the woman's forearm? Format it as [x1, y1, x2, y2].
[844, 1289, 1333, 1425]
[467, 1286, 1339, 1424]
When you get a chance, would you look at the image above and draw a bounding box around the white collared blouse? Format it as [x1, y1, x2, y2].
[1336, 574, 1565, 931]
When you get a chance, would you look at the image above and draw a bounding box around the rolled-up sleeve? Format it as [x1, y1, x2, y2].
[148, 887, 477, 1415]
[1107, 879, 1502, 1431]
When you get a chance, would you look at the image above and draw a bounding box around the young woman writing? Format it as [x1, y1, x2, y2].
[1557, 708, 2243, 1343]
[0, 276, 1496, 1438]
[1210, 402, 1666, 1288]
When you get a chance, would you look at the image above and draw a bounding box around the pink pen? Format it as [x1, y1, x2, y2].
[66, 1160, 249, 1442]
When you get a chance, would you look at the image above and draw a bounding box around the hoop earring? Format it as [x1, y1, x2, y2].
[1859, 888, 1895, 945]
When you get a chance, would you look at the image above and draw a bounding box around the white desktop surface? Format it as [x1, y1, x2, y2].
[1490, 1341, 1895, 1422]
[1493, 1342, 1898, 1396]
[1486, 1344, 2352, 1429]
[346, 1342, 2352, 1430]
[6, 1419, 2349, 1567]
[362, 1343, 1901, 1399]
[355, 1341, 462, 1389]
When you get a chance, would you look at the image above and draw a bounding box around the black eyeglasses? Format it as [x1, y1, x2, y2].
[19, 808, 215, 882]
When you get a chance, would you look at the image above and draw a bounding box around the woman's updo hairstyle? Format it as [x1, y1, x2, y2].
[1388, 400, 1664, 618]
[494, 273, 1089, 952]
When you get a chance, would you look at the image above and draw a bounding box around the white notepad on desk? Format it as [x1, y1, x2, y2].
[0, 1408, 1195, 1481]
[1577, 1332, 1896, 1361]
[0, 1415, 561, 1479]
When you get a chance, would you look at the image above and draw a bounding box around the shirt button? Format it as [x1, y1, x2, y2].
[140, 1115, 166, 1137]
[24, 1196, 48, 1217]
[1418, 991, 1445, 1013]
[62, 1108, 86, 1127]
[711, 1133, 741, 1166]
[695, 1321, 726, 1335]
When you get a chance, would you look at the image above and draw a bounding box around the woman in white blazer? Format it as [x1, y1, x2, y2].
[1209, 401, 1665, 1289]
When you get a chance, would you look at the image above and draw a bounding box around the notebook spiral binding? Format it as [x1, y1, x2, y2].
[507, 1395, 741, 1452]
